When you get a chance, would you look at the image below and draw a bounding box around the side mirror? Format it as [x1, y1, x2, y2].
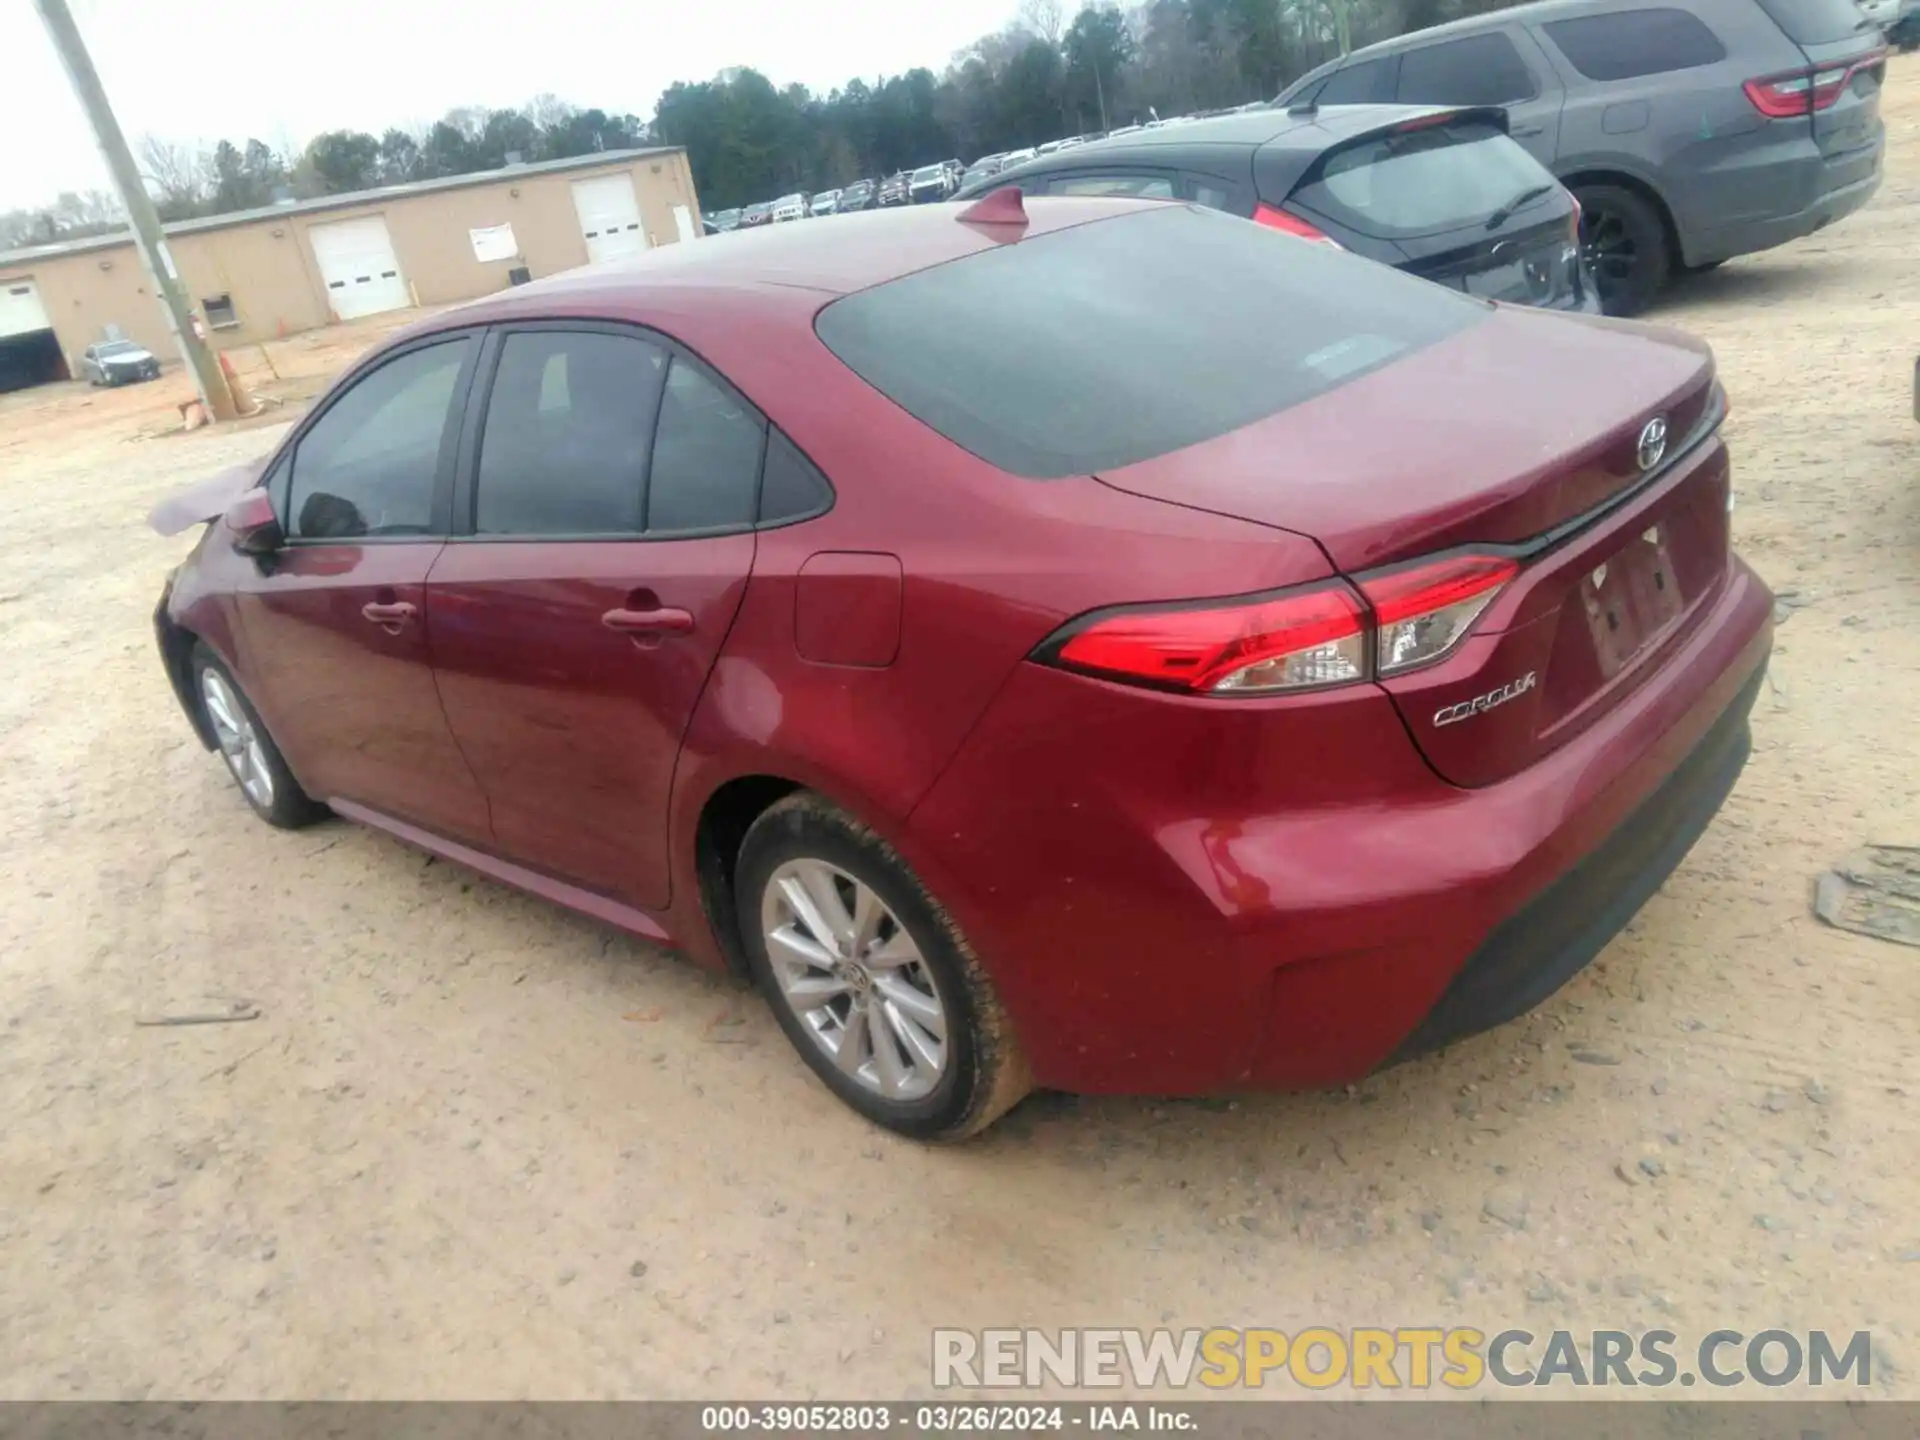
[224, 489, 284, 557]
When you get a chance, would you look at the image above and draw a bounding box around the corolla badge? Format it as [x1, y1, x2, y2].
[1636, 415, 1669, 472]
[1432, 671, 1538, 728]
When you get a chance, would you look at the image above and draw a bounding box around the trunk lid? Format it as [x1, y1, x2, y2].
[1274, 111, 1588, 311]
[1096, 305, 1715, 572]
[1097, 306, 1728, 786]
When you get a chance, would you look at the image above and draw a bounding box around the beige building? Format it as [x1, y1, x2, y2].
[0, 146, 701, 392]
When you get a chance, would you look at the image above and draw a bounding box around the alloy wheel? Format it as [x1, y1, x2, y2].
[1580, 204, 1638, 308]
[200, 669, 274, 810]
[760, 859, 949, 1102]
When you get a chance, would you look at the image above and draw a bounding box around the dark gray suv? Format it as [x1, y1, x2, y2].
[1278, 0, 1887, 314]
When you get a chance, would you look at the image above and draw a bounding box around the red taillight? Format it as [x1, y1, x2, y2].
[1038, 551, 1518, 696]
[1050, 583, 1368, 694]
[1743, 52, 1882, 117]
[1253, 203, 1345, 248]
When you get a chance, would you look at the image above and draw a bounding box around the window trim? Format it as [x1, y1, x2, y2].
[275, 327, 485, 547]
[1395, 28, 1543, 106]
[447, 318, 832, 544]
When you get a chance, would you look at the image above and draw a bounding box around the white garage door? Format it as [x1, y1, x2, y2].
[1, 279, 53, 338]
[309, 216, 411, 321]
[572, 175, 647, 265]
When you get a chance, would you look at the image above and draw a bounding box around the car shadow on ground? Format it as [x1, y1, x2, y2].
[1654, 255, 1854, 315]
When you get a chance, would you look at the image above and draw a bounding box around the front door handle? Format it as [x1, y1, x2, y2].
[1510, 124, 1545, 137]
[602, 606, 695, 636]
[361, 600, 417, 631]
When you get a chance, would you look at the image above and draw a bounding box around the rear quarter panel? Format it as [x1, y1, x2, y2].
[1532, 2, 1804, 248]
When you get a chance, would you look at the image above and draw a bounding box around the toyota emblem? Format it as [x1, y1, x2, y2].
[1637, 416, 1669, 472]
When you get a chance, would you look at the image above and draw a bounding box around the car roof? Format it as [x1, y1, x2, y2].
[431, 195, 1159, 315]
[974, 103, 1470, 190]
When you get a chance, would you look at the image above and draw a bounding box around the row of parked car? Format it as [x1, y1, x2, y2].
[698, 0, 1887, 317]
[699, 111, 1266, 235]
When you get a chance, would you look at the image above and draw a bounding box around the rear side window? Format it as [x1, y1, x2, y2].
[289, 338, 471, 539]
[814, 205, 1480, 479]
[646, 357, 767, 532]
[475, 330, 666, 536]
[1289, 118, 1563, 239]
[1396, 33, 1539, 105]
[1047, 173, 1177, 199]
[1318, 56, 1395, 103]
[1543, 9, 1728, 80]
[1754, 0, 1873, 43]
[759, 429, 834, 524]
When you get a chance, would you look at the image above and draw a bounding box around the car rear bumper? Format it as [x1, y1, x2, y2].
[1682, 131, 1884, 266]
[906, 555, 1773, 1095]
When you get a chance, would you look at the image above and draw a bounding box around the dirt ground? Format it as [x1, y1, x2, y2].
[2, 70, 1917, 1405]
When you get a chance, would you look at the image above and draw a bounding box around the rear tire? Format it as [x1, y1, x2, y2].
[190, 645, 326, 830]
[1576, 183, 1671, 317]
[735, 793, 1031, 1141]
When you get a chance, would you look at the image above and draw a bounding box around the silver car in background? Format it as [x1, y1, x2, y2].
[80, 339, 161, 386]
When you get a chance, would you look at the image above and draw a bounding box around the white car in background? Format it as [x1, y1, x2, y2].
[771, 193, 808, 222]
[810, 189, 842, 216]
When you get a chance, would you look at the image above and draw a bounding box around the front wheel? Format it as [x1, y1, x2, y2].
[1576, 184, 1671, 317]
[191, 645, 326, 829]
[736, 793, 1031, 1140]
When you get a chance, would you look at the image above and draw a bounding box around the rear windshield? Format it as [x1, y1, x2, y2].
[1755, 0, 1872, 43]
[1288, 118, 1564, 241]
[814, 204, 1480, 479]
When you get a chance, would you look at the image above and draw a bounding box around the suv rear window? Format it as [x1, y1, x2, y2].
[1544, 9, 1728, 79]
[1754, 0, 1874, 43]
[814, 205, 1480, 479]
[1288, 117, 1563, 240]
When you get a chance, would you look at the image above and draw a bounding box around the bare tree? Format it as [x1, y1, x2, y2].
[1019, 0, 1067, 47]
[137, 134, 213, 219]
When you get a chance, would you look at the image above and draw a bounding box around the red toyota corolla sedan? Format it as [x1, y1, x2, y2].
[151, 194, 1773, 1140]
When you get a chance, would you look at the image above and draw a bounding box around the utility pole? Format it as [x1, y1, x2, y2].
[1094, 60, 1110, 132]
[35, 0, 236, 420]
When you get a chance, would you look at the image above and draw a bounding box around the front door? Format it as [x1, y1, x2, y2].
[426, 325, 767, 909]
[238, 334, 491, 844]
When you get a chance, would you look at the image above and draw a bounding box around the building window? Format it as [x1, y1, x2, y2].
[202, 294, 239, 329]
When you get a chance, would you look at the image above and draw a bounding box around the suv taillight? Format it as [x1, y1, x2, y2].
[1743, 51, 1883, 116]
[1252, 203, 1345, 248]
[1034, 552, 1519, 696]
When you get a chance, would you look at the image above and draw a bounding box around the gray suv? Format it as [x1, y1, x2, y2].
[1278, 0, 1886, 314]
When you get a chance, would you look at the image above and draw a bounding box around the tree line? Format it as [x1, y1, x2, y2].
[3, 0, 1516, 249]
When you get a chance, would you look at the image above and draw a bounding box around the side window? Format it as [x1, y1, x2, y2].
[1047, 173, 1178, 199]
[758, 428, 833, 525]
[288, 337, 471, 539]
[474, 330, 667, 536]
[1188, 180, 1234, 211]
[1317, 56, 1394, 104]
[646, 356, 767, 533]
[1396, 32, 1539, 106]
[1542, 10, 1727, 81]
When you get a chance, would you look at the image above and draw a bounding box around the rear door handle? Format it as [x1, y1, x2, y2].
[601, 606, 695, 636]
[361, 600, 417, 629]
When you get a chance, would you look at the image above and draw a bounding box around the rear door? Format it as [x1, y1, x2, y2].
[1393, 27, 1566, 164]
[425, 324, 765, 911]
[1751, 0, 1886, 172]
